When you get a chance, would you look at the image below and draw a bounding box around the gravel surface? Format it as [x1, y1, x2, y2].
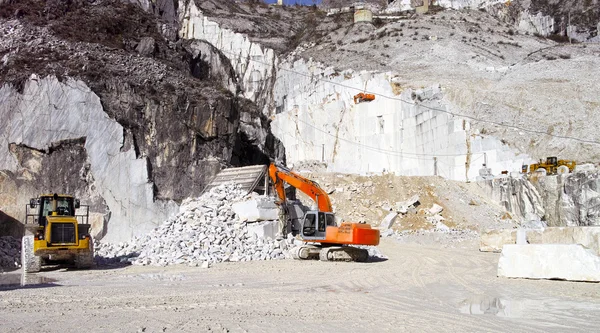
[0, 236, 20, 271]
[2, 238, 599, 332]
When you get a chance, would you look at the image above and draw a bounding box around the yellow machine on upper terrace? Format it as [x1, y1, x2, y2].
[522, 157, 576, 175]
[21, 193, 94, 273]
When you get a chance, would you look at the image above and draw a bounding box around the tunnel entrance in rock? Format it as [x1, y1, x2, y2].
[189, 53, 210, 80]
[230, 132, 270, 167]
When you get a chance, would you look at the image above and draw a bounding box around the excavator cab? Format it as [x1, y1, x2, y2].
[301, 211, 336, 240]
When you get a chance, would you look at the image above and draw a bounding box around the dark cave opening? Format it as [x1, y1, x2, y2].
[230, 131, 271, 167]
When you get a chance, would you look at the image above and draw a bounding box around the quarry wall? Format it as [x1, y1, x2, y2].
[387, 0, 599, 42]
[271, 58, 531, 181]
[174, 2, 536, 181]
[0, 1, 282, 242]
[0, 76, 178, 242]
[2, 0, 599, 242]
[177, 1, 598, 226]
[483, 170, 600, 227]
[178, 0, 277, 114]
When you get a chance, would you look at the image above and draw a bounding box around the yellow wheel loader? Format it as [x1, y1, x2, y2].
[527, 157, 576, 175]
[21, 193, 94, 273]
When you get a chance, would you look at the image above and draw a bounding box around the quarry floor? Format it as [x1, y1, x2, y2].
[1, 238, 600, 333]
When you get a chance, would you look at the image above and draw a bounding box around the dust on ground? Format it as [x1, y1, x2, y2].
[1, 238, 599, 332]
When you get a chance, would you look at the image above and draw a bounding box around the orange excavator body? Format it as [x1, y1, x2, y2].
[268, 163, 379, 246]
[325, 222, 380, 246]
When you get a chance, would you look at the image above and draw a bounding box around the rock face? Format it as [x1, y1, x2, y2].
[95, 184, 290, 266]
[271, 62, 531, 180]
[484, 176, 546, 223]
[0, 1, 280, 242]
[558, 171, 600, 226]
[1, 0, 598, 242]
[483, 172, 600, 227]
[0, 76, 178, 242]
[175, 0, 286, 162]
[498, 244, 600, 282]
[178, 0, 277, 113]
[512, 0, 600, 42]
[272, 5, 600, 176]
[334, 0, 599, 42]
[184, 40, 237, 94]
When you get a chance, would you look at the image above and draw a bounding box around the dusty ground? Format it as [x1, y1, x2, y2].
[1, 238, 599, 332]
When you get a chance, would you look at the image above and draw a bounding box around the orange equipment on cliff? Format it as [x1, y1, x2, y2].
[353, 92, 375, 104]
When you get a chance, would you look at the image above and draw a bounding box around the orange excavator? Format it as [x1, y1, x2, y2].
[353, 92, 375, 104]
[268, 163, 380, 262]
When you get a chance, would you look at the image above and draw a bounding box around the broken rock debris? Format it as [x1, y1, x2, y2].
[0, 236, 21, 270]
[95, 184, 292, 267]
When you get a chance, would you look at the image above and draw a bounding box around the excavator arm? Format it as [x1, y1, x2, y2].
[268, 163, 333, 213]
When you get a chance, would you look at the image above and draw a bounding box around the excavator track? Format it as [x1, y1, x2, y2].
[291, 245, 320, 260]
[319, 246, 369, 262]
[291, 245, 369, 262]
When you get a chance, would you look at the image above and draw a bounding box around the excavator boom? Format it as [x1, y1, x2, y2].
[268, 163, 333, 213]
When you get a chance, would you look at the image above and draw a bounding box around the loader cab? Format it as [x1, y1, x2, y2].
[32, 194, 79, 226]
[28, 194, 84, 245]
[301, 211, 336, 240]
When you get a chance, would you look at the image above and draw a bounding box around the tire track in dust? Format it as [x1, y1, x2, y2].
[383, 246, 520, 332]
[405, 247, 551, 333]
[369, 253, 508, 332]
[349, 291, 509, 332]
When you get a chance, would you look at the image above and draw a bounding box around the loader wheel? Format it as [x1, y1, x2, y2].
[75, 241, 94, 269]
[22, 235, 41, 273]
[557, 165, 570, 175]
